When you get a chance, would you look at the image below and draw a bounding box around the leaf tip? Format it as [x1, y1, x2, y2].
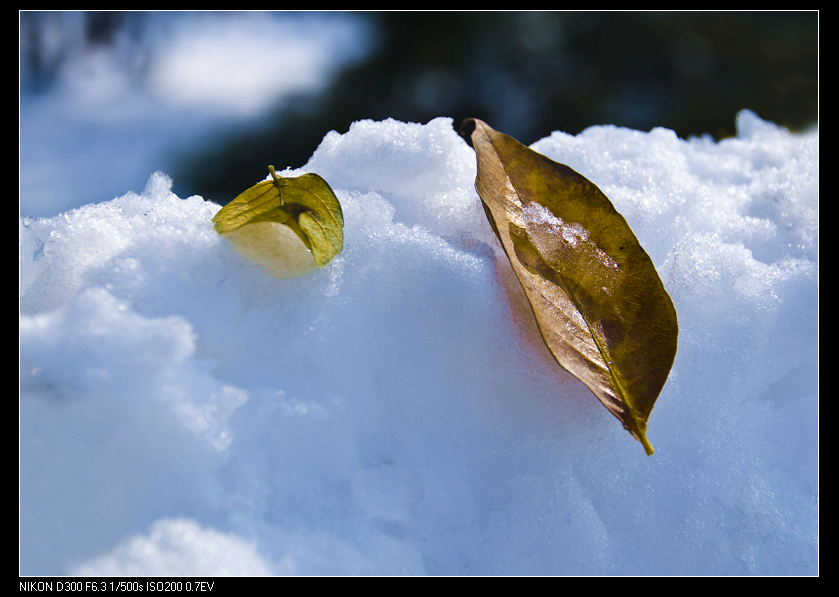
[639, 433, 654, 456]
[458, 118, 478, 147]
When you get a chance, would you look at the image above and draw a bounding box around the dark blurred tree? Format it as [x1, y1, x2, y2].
[175, 11, 817, 205]
[21, 11, 817, 205]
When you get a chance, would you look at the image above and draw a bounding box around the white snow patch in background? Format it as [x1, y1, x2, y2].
[147, 14, 368, 117]
[19, 12, 374, 218]
[20, 113, 817, 575]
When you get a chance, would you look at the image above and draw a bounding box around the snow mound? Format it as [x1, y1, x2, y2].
[20, 114, 818, 575]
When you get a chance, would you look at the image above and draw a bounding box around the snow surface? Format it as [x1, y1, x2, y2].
[20, 112, 817, 575]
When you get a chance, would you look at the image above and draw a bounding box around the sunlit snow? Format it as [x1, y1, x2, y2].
[20, 112, 817, 575]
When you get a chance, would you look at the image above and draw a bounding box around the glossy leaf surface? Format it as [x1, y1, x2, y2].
[462, 119, 678, 454]
[213, 166, 343, 269]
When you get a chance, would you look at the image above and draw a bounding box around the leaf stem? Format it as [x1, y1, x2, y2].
[268, 165, 284, 205]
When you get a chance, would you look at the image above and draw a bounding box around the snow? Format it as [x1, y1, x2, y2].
[20, 113, 817, 576]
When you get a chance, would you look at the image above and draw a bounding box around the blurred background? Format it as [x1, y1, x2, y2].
[20, 11, 818, 217]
